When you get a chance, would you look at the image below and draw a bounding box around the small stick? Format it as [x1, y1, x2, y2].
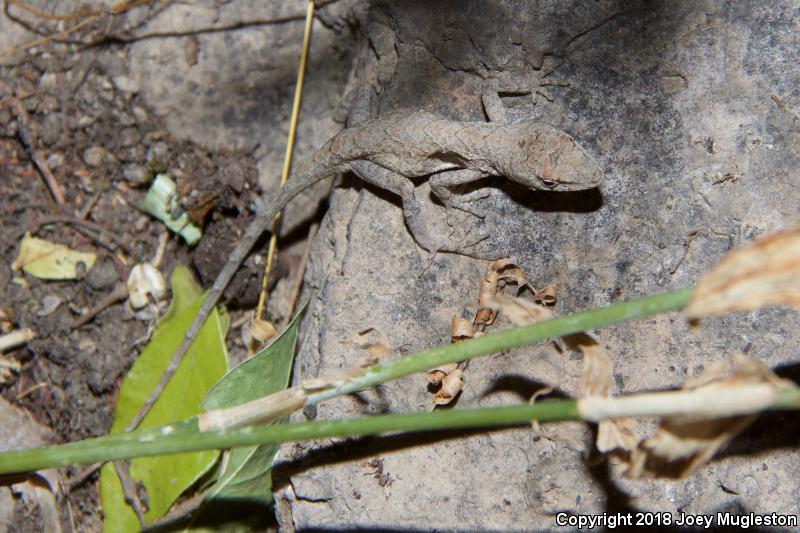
[35, 215, 131, 254]
[113, 461, 146, 529]
[66, 464, 100, 492]
[254, 0, 316, 327]
[10, 99, 66, 206]
[78, 191, 101, 220]
[71, 283, 128, 329]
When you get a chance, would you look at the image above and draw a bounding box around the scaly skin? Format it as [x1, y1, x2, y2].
[125, 111, 603, 432]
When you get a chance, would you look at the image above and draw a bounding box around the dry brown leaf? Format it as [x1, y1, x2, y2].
[597, 417, 639, 454]
[564, 333, 612, 398]
[624, 356, 792, 478]
[250, 318, 277, 343]
[490, 293, 556, 325]
[340, 328, 392, 367]
[0, 308, 13, 333]
[427, 362, 459, 385]
[451, 316, 474, 341]
[491, 258, 528, 286]
[686, 229, 800, 320]
[432, 368, 464, 405]
[533, 283, 557, 305]
[476, 259, 530, 328]
[476, 271, 499, 326]
[565, 328, 638, 453]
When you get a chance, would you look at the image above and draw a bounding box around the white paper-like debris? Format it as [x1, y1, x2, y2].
[127, 263, 167, 310]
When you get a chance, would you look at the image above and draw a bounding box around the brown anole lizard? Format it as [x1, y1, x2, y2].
[125, 110, 603, 431]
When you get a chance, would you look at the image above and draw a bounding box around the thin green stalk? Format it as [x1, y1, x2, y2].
[774, 386, 800, 409]
[0, 287, 694, 474]
[307, 287, 694, 404]
[0, 401, 579, 474]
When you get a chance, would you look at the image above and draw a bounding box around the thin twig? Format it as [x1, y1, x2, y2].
[254, 0, 316, 330]
[146, 491, 205, 529]
[10, 98, 66, 205]
[0, 0, 154, 59]
[78, 191, 101, 220]
[35, 215, 131, 254]
[71, 282, 128, 329]
[65, 464, 100, 492]
[113, 461, 146, 529]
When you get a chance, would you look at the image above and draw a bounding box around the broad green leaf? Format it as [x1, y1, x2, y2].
[100, 266, 229, 532]
[185, 303, 307, 532]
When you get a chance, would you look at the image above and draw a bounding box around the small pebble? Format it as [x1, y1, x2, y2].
[132, 106, 148, 122]
[146, 141, 169, 165]
[122, 164, 151, 186]
[40, 113, 62, 146]
[85, 259, 120, 291]
[45, 152, 64, 169]
[83, 145, 106, 167]
[118, 126, 141, 147]
[38, 295, 63, 317]
[116, 145, 146, 163]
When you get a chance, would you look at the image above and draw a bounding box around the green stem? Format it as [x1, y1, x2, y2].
[0, 401, 579, 474]
[0, 287, 694, 474]
[307, 287, 694, 404]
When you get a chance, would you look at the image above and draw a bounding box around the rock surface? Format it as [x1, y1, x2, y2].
[277, 1, 800, 530]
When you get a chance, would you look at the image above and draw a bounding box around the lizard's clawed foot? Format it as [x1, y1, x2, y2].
[427, 228, 493, 260]
[447, 190, 490, 219]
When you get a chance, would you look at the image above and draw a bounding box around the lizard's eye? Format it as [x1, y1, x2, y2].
[540, 179, 558, 189]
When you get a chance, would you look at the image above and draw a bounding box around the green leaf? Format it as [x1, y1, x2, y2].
[185, 303, 307, 532]
[100, 266, 229, 532]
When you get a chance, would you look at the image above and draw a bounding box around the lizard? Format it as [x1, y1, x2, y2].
[125, 109, 604, 431]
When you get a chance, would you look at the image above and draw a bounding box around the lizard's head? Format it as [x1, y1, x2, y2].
[505, 125, 603, 191]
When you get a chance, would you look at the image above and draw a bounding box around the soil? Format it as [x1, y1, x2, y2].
[0, 46, 268, 531]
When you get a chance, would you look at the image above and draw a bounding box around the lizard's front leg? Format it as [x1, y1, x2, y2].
[429, 168, 492, 219]
[348, 160, 492, 259]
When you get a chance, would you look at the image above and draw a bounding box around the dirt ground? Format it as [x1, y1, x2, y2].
[1, 1, 800, 532]
[0, 58, 270, 532]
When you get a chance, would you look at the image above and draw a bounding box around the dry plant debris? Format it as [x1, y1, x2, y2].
[126, 263, 167, 310]
[430, 259, 542, 406]
[11, 233, 96, 280]
[340, 327, 393, 368]
[250, 318, 277, 344]
[621, 356, 793, 479]
[492, 225, 800, 478]
[686, 228, 800, 320]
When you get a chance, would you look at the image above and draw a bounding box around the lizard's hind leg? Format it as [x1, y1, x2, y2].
[349, 161, 494, 260]
[429, 168, 492, 219]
